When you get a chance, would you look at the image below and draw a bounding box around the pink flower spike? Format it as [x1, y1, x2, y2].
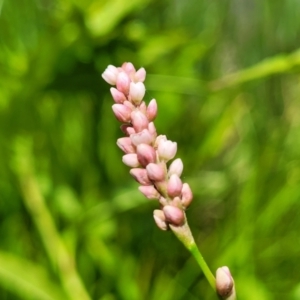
[131, 110, 149, 132]
[146, 163, 166, 182]
[181, 183, 193, 208]
[139, 185, 160, 199]
[110, 87, 126, 104]
[163, 205, 184, 226]
[122, 153, 140, 168]
[136, 144, 156, 167]
[153, 209, 168, 231]
[112, 104, 132, 123]
[102, 65, 119, 85]
[146, 99, 158, 121]
[122, 62, 136, 75]
[158, 139, 177, 161]
[168, 158, 183, 177]
[134, 67, 146, 82]
[131, 129, 154, 146]
[117, 137, 135, 153]
[116, 71, 131, 95]
[216, 266, 235, 299]
[130, 168, 152, 185]
[167, 174, 183, 197]
[129, 82, 146, 105]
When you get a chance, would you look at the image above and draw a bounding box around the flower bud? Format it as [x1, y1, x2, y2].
[157, 138, 177, 161]
[167, 174, 183, 197]
[116, 71, 131, 95]
[134, 67, 146, 82]
[139, 185, 160, 199]
[136, 144, 156, 167]
[130, 129, 154, 146]
[153, 209, 168, 231]
[129, 82, 146, 105]
[131, 110, 149, 132]
[163, 205, 184, 226]
[216, 266, 236, 299]
[168, 158, 183, 177]
[146, 163, 166, 182]
[181, 183, 193, 208]
[130, 168, 152, 185]
[117, 137, 135, 153]
[110, 87, 126, 103]
[148, 122, 157, 136]
[102, 65, 119, 85]
[146, 99, 158, 121]
[122, 153, 140, 167]
[112, 104, 132, 122]
[122, 62, 136, 75]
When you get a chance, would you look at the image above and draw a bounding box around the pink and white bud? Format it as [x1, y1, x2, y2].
[154, 135, 167, 147]
[110, 87, 126, 104]
[120, 125, 135, 136]
[139, 101, 147, 114]
[148, 122, 157, 136]
[116, 71, 131, 95]
[131, 129, 154, 146]
[117, 137, 135, 153]
[146, 163, 166, 182]
[134, 67, 146, 82]
[181, 183, 193, 208]
[129, 82, 146, 105]
[131, 110, 149, 132]
[130, 168, 152, 185]
[146, 99, 158, 121]
[158, 139, 177, 161]
[136, 144, 156, 167]
[216, 266, 236, 300]
[121, 62, 136, 75]
[168, 158, 183, 177]
[167, 174, 183, 197]
[112, 104, 132, 123]
[123, 100, 135, 110]
[139, 185, 160, 199]
[153, 209, 168, 231]
[163, 205, 184, 226]
[102, 65, 119, 85]
[122, 153, 140, 168]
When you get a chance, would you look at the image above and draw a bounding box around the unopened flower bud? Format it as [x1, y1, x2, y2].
[167, 174, 183, 197]
[168, 158, 183, 177]
[148, 122, 157, 136]
[153, 209, 168, 231]
[130, 168, 152, 185]
[122, 153, 140, 167]
[130, 129, 154, 146]
[122, 62, 136, 75]
[146, 99, 158, 121]
[139, 185, 160, 199]
[134, 67, 146, 82]
[216, 266, 236, 300]
[163, 205, 184, 226]
[158, 139, 177, 161]
[136, 144, 156, 167]
[110, 87, 126, 104]
[102, 65, 119, 85]
[116, 71, 131, 95]
[117, 137, 135, 153]
[131, 110, 149, 132]
[146, 163, 166, 181]
[129, 82, 146, 105]
[181, 183, 193, 208]
[112, 104, 132, 122]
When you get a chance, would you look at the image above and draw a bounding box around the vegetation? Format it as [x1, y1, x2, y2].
[1, 0, 300, 299]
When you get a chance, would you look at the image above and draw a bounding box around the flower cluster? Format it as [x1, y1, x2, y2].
[102, 62, 193, 230]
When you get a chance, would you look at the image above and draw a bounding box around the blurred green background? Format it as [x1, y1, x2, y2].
[1, 0, 300, 299]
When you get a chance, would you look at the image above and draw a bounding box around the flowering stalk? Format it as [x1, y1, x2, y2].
[102, 62, 236, 299]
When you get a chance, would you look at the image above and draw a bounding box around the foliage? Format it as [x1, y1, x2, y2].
[1, 0, 300, 299]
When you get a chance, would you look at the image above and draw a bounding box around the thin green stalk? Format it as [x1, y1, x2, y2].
[170, 216, 216, 292]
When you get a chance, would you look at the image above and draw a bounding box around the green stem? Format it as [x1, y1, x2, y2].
[169, 217, 216, 292]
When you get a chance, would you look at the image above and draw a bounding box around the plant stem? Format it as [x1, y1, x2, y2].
[170, 216, 216, 292]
